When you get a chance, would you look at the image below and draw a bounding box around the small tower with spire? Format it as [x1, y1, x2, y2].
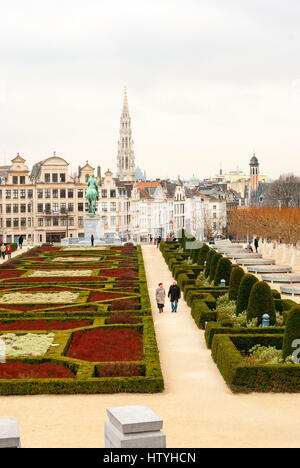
[250, 152, 259, 192]
[116, 87, 136, 181]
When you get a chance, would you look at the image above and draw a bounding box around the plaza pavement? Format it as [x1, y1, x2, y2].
[0, 245, 300, 447]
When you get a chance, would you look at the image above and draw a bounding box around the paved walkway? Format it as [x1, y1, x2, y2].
[1, 246, 300, 447]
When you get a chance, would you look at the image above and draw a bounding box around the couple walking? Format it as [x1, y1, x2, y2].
[155, 281, 181, 313]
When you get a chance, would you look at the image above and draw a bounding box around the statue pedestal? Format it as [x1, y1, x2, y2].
[84, 215, 104, 240]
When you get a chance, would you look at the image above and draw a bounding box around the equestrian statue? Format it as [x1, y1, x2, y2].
[85, 174, 99, 215]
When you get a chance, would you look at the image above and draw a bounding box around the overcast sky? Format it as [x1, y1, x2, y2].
[1, 0, 300, 180]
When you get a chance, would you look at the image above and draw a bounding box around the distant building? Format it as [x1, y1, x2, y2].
[116, 87, 136, 182]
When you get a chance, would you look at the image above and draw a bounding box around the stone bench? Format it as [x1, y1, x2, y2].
[236, 259, 275, 266]
[262, 275, 300, 284]
[105, 405, 166, 448]
[0, 419, 21, 448]
[280, 286, 300, 297]
[248, 265, 292, 274]
[226, 253, 262, 259]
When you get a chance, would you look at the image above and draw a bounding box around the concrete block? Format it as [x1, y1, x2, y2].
[0, 419, 21, 448]
[107, 405, 163, 434]
[104, 421, 166, 448]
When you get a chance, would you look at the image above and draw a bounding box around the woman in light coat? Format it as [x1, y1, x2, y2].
[156, 283, 166, 313]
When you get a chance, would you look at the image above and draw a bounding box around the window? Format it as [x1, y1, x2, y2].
[45, 189, 51, 198]
[37, 203, 43, 213]
[53, 217, 59, 226]
[102, 202, 107, 211]
[28, 218, 32, 227]
[78, 216, 83, 226]
[69, 217, 74, 226]
[78, 189, 83, 198]
[60, 189, 66, 198]
[61, 217, 67, 226]
[28, 203, 31, 213]
[5, 190, 11, 199]
[45, 218, 51, 227]
[53, 189, 58, 198]
[37, 189, 43, 199]
[213, 205, 217, 210]
[13, 176, 18, 185]
[68, 189, 73, 198]
[60, 203, 66, 213]
[102, 189, 107, 198]
[6, 235, 12, 242]
[20, 190, 26, 199]
[213, 212, 217, 219]
[68, 202, 74, 212]
[45, 203, 51, 213]
[52, 173, 58, 183]
[85, 175, 89, 183]
[53, 203, 58, 211]
[45, 173, 50, 183]
[20, 176, 25, 185]
[102, 216, 108, 225]
[0, 190, 2, 199]
[13, 190, 18, 199]
[78, 203, 84, 212]
[110, 216, 116, 226]
[110, 202, 116, 212]
[110, 190, 116, 198]
[60, 173, 66, 183]
[20, 204, 26, 213]
[13, 218, 19, 228]
[85, 202, 89, 212]
[21, 218, 26, 227]
[13, 204, 18, 214]
[28, 190, 33, 199]
[6, 204, 11, 214]
[38, 218, 43, 227]
[6, 218, 11, 228]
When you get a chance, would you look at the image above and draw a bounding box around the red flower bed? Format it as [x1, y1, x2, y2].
[97, 363, 143, 377]
[0, 271, 24, 279]
[67, 328, 143, 362]
[89, 292, 124, 302]
[7, 277, 105, 283]
[0, 320, 91, 330]
[100, 269, 138, 278]
[110, 299, 139, 311]
[0, 362, 75, 379]
[116, 280, 137, 288]
[0, 305, 64, 311]
[107, 313, 139, 324]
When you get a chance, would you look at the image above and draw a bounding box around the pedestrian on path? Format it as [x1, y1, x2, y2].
[254, 237, 259, 253]
[168, 281, 181, 312]
[156, 282, 166, 313]
[91, 234, 94, 246]
[18, 235, 23, 249]
[6, 245, 12, 259]
[156, 236, 161, 248]
[1, 243, 6, 260]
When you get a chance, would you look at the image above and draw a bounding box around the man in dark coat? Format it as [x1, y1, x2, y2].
[254, 237, 259, 253]
[168, 281, 181, 313]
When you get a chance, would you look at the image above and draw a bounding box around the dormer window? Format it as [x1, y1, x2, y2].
[13, 176, 18, 185]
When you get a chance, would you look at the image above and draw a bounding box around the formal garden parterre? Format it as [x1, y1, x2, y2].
[160, 231, 300, 393]
[0, 244, 163, 394]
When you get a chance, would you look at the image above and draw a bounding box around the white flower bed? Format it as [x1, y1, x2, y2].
[29, 269, 92, 277]
[0, 292, 79, 304]
[0, 332, 55, 357]
[54, 257, 100, 263]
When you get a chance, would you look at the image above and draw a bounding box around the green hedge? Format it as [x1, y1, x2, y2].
[246, 281, 276, 326]
[191, 299, 217, 329]
[211, 334, 300, 393]
[197, 244, 210, 265]
[209, 253, 222, 282]
[228, 267, 244, 301]
[282, 305, 300, 360]
[236, 274, 259, 316]
[214, 257, 232, 286]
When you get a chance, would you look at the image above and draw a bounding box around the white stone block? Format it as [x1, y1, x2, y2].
[0, 419, 21, 448]
[104, 421, 166, 448]
[84, 215, 104, 240]
[107, 405, 163, 434]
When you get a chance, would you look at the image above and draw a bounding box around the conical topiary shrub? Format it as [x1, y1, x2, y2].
[236, 273, 258, 316]
[209, 253, 222, 282]
[214, 257, 232, 286]
[282, 305, 300, 360]
[246, 281, 276, 325]
[197, 244, 210, 266]
[228, 266, 245, 301]
[204, 249, 215, 278]
[191, 248, 200, 264]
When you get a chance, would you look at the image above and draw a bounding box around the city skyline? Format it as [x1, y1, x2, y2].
[1, 0, 300, 180]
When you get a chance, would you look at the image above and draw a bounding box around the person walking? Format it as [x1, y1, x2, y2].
[254, 237, 259, 253]
[155, 283, 166, 313]
[6, 245, 12, 259]
[157, 235, 161, 248]
[1, 243, 6, 260]
[18, 235, 23, 249]
[168, 281, 181, 312]
[91, 234, 94, 247]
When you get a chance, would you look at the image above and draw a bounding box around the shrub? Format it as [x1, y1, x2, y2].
[97, 363, 143, 377]
[107, 313, 139, 324]
[209, 253, 222, 282]
[110, 299, 139, 311]
[228, 267, 244, 301]
[282, 305, 300, 360]
[271, 289, 281, 299]
[191, 248, 200, 264]
[246, 281, 276, 326]
[197, 244, 210, 265]
[236, 274, 258, 316]
[214, 257, 232, 286]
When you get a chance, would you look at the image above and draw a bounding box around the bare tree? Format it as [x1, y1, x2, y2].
[264, 174, 300, 207]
